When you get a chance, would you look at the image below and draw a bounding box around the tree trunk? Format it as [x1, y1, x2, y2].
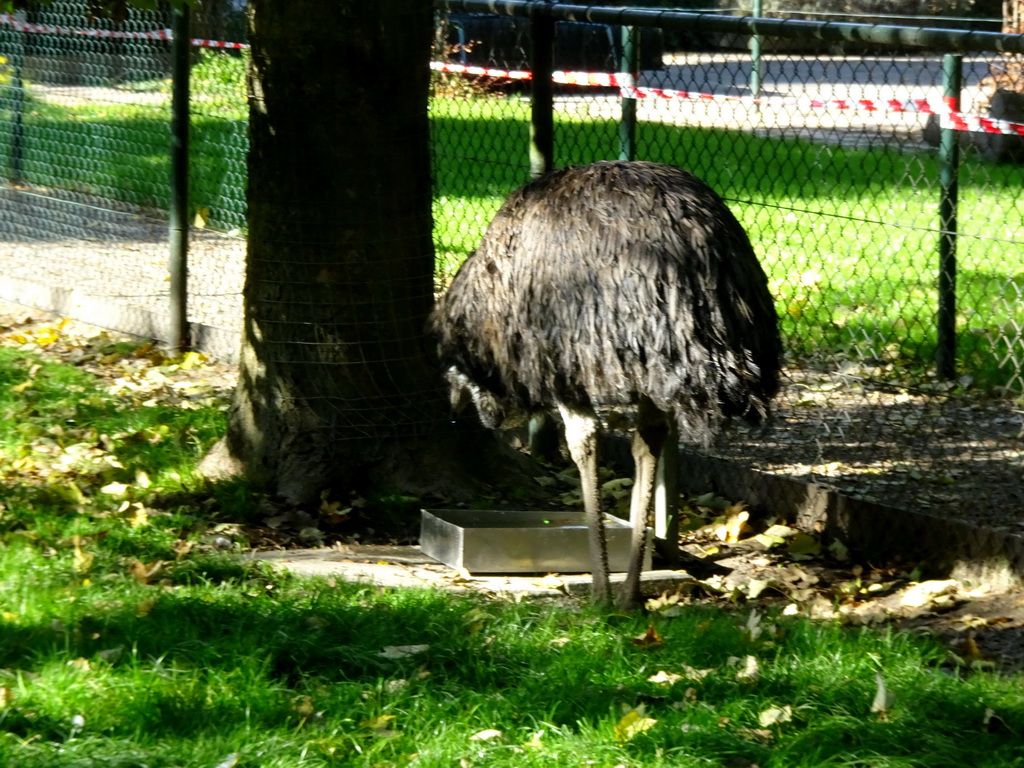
[209, 0, 452, 502]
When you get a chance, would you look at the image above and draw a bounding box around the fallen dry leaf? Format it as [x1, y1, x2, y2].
[125, 504, 150, 528]
[786, 532, 822, 559]
[745, 610, 764, 640]
[646, 588, 690, 616]
[763, 523, 801, 539]
[615, 707, 657, 743]
[648, 670, 684, 686]
[828, 538, 850, 561]
[645, 590, 684, 611]
[681, 665, 713, 681]
[469, 728, 502, 741]
[173, 540, 194, 559]
[523, 730, 545, 749]
[360, 714, 396, 731]
[955, 614, 1011, 630]
[135, 597, 157, 617]
[871, 672, 894, 716]
[379, 644, 429, 659]
[745, 578, 776, 600]
[716, 504, 751, 543]
[984, 707, 1009, 733]
[631, 621, 664, 649]
[128, 559, 163, 585]
[758, 705, 792, 727]
[99, 481, 130, 497]
[948, 632, 998, 671]
[735, 655, 760, 683]
[738, 727, 774, 743]
[534, 574, 565, 590]
[72, 536, 93, 574]
[900, 579, 958, 609]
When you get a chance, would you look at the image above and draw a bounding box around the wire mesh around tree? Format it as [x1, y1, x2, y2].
[0, 0, 245, 352]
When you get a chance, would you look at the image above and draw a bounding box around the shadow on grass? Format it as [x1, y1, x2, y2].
[0, 563, 1022, 767]
[0, 571, 643, 738]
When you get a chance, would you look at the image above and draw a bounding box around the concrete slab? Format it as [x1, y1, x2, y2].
[249, 545, 693, 599]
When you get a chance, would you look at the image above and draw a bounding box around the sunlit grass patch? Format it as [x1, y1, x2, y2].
[1, 557, 1023, 767]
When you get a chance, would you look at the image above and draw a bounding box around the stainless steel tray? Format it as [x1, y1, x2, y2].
[420, 508, 650, 574]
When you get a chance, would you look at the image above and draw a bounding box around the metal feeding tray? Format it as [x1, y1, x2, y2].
[420, 509, 651, 574]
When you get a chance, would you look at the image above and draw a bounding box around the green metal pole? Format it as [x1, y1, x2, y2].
[618, 24, 637, 161]
[529, 1, 555, 179]
[936, 53, 961, 381]
[750, 0, 762, 110]
[9, 11, 26, 183]
[168, 7, 191, 352]
[439, 0, 1024, 56]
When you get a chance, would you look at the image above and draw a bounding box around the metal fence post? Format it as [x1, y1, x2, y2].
[750, 0, 763, 110]
[8, 11, 27, 183]
[936, 52, 962, 380]
[529, 0, 555, 179]
[168, 6, 191, 353]
[618, 24, 637, 161]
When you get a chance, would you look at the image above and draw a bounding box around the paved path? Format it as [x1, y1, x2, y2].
[562, 54, 997, 150]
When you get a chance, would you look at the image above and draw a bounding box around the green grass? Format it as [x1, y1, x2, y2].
[2, 337, 1024, 767]
[0, 343, 226, 548]
[0, 95, 247, 230]
[2, 78, 1024, 387]
[5, 556, 1024, 768]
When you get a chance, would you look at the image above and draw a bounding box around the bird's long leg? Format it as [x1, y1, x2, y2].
[557, 403, 610, 605]
[620, 398, 669, 610]
[653, 417, 680, 567]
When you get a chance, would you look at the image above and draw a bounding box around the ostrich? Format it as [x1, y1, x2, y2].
[429, 161, 781, 608]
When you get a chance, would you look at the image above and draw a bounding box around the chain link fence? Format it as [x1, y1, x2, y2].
[0, 0, 245, 357]
[431, 2, 1024, 543]
[1, 1, 1022, 548]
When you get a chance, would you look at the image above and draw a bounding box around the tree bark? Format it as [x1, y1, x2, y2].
[209, 0, 453, 502]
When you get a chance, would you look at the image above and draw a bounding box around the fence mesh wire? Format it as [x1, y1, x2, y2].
[1, 2, 1022, 533]
[0, 0, 245, 355]
[430, 8, 1024, 533]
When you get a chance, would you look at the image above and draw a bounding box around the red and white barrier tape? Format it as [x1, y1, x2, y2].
[433, 60, 1024, 137]
[0, 13, 170, 40]
[621, 83, 1024, 137]
[0, 14, 249, 48]
[186, 36, 248, 50]
[3, 15, 1019, 138]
